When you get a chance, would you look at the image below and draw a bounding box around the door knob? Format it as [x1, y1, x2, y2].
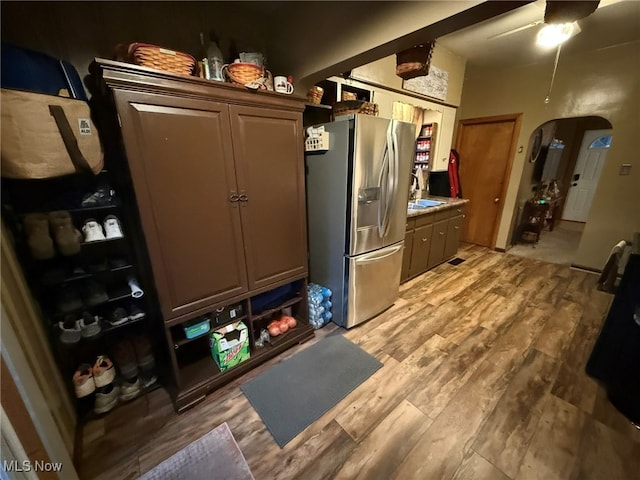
[494, 197, 500, 203]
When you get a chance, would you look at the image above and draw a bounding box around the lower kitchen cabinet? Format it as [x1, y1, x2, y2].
[410, 224, 433, 277]
[428, 219, 449, 269]
[401, 201, 468, 283]
[401, 229, 413, 282]
[444, 214, 464, 260]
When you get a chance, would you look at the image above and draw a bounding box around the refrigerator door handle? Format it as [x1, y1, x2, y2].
[381, 122, 395, 236]
[385, 121, 400, 237]
[355, 242, 404, 263]
[377, 141, 390, 237]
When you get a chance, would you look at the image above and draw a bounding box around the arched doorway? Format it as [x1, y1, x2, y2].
[508, 116, 613, 265]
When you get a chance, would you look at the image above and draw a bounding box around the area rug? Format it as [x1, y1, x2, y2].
[138, 422, 254, 480]
[241, 335, 382, 447]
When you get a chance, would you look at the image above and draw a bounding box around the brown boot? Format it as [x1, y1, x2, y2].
[48, 211, 81, 256]
[23, 213, 54, 259]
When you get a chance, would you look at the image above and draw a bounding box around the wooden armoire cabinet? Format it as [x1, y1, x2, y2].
[95, 59, 313, 410]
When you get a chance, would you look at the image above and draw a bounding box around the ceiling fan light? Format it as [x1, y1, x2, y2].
[536, 22, 576, 48]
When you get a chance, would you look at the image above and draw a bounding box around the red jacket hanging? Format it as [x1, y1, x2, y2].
[448, 149, 461, 198]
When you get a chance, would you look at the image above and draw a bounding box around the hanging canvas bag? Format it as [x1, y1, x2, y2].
[1, 44, 103, 179]
[1, 88, 104, 179]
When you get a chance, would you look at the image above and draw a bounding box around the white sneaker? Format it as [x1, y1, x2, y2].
[103, 215, 124, 239]
[82, 219, 106, 242]
[94, 384, 120, 414]
[119, 377, 141, 401]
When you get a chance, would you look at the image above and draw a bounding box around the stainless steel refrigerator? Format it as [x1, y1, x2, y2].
[306, 114, 415, 328]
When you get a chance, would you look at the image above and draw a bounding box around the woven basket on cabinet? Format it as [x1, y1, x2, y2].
[333, 100, 379, 117]
[223, 62, 265, 85]
[114, 43, 196, 76]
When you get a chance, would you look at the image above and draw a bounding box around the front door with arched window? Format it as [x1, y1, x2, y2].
[562, 129, 612, 222]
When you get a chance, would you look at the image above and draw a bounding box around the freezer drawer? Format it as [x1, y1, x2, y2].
[346, 242, 404, 328]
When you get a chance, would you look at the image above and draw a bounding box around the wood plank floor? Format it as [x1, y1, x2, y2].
[79, 245, 640, 480]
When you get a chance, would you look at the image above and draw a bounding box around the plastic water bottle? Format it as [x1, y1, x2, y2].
[206, 32, 224, 81]
[308, 283, 332, 329]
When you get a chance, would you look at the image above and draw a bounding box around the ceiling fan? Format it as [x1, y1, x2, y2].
[487, 0, 601, 40]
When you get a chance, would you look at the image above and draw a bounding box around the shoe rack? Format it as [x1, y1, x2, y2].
[1, 170, 163, 419]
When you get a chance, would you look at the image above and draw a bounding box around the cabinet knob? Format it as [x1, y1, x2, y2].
[494, 197, 500, 204]
[439, 231, 445, 235]
[454, 226, 460, 230]
[229, 193, 240, 203]
[422, 237, 428, 242]
[238, 194, 249, 202]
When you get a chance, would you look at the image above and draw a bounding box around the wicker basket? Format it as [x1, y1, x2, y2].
[341, 91, 357, 101]
[115, 43, 196, 76]
[223, 62, 265, 85]
[396, 42, 435, 80]
[307, 86, 324, 104]
[333, 100, 379, 117]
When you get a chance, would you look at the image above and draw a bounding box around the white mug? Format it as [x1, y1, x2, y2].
[274, 76, 294, 94]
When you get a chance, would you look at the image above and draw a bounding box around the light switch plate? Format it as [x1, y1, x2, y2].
[619, 164, 632, 176]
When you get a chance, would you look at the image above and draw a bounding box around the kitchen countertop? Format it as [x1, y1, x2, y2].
[406, 196, 470, 218]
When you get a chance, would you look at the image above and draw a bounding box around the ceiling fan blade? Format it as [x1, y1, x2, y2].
[487, 19, 544, 40]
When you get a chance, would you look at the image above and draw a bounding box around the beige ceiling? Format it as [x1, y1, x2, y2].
[437, 0, 640, 68]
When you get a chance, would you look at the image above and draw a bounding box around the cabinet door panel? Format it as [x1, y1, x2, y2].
[115, 91, 248, 319]
[409, 224, 433, 277]
[444, 214, 464, 260]
[401, 230, 414, 282]
[428, 219, 448, 269]
[229, 105, 307, 290]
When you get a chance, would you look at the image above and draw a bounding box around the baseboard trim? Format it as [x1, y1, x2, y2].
[570, 263, 601, 275]
[494, 247, 507, 253]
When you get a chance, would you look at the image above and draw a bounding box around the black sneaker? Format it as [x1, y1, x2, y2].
[88, 258, 109, 273]
[109, 307, 129, 327]
[82, 280, 109, 306]
[78, 311, 102, 338]
[128, 304, 146, 321]
[58, 315, 81, 344]
[81, 185, 118, 208]
[57, 286, 84, 313]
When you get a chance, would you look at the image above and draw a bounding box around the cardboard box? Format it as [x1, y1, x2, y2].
[210, 321, 250, 372]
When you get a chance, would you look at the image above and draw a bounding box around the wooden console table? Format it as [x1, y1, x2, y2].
[517, 197, 563, 244]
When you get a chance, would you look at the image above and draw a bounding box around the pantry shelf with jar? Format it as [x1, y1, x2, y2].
[414, 122, 437, 172]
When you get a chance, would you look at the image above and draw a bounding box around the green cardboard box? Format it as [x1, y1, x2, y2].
[210, 321, 250, 372]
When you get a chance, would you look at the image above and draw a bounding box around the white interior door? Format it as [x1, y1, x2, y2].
[562, 129, 612, 222]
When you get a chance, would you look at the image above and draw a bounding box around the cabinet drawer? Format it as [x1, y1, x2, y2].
[449, 204, 467, 218]
[433, 209, 451, 223]
[415, 212, 436, 227]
